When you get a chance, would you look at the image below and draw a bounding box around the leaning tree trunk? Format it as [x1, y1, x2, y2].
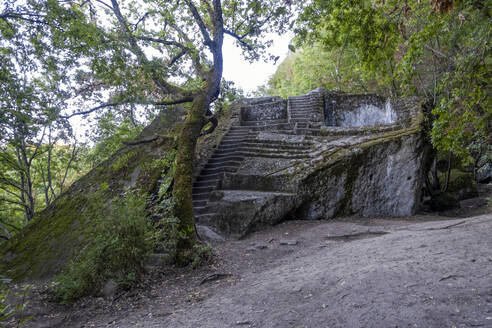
[173, 93, 207, 264]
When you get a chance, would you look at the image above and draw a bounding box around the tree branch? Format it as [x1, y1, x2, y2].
[0, 218, 21, 231]
[0, 12, 48, 25]
[110, 0, 187, 95]
[169, 49, 187, 66]
[136, 36, 185, 49]
[154, 96, 194, 106]
[224, 29, 252, 50]
[62, 95, 195, 119]
[61, 102, 124, 119]
[184, 0, 214, 48]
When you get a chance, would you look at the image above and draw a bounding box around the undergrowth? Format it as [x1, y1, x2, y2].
[0, 277, 30, 327]
[51, 192, 161, 303]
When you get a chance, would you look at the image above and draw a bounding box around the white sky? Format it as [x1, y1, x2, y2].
[222, 32, 292, 93]
[68, 32, 292, 141]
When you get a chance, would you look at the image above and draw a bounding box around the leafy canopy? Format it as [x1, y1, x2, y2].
[292, 0, 491, 162]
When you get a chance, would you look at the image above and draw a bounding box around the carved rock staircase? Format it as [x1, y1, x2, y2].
[192, 93, 323, 235]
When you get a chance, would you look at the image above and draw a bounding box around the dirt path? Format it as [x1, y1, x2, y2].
[7, 211, 491, 328]
[127, 214, 492, 328]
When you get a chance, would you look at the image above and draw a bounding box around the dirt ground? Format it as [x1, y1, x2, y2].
[3, 186, 492, 328]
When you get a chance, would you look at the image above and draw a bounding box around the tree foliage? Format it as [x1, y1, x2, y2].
[267, 43, 384, 97]
[0, 0, 85, 238]
[288, 0, 491, 162]
[1, 0, 297, 261]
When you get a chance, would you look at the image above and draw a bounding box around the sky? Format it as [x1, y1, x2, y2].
[68, 32, 293, 141]
[222, 32, 293, 94]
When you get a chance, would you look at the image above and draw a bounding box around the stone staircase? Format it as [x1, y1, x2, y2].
[193, 125, 251, 223]
[193, 93, 324, 236]
[288, 92, 324, 135]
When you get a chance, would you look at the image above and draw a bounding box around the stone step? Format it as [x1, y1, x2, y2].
[224, 131, 250, 136]
[193, 178, 218, 188]
[290, 105, 320, 107]
[192, 185, 216, 194]
[214, 148, 240, 155]
[193, 200, 208, 207]
[244, 139, 312, 147]
[289, 101, 320, 106]
[290, 109, 314, 112]
[219, 141, 245, 148]
[192, 192, 210, 200]
[220, 135, 248, 144]
[230, 126, 251, 131]
[290, 110, 315, 115]
[239, 123, 292, 130]
[210, 152, 244, 160]
[218, 141, 244, 148]
[241, 119, 288, 126]
[196, 173, 219, 182]
[240, 151, 311, 159]
[281, 129, 321, 136]
[290, 117, 312, 122]
[208, 156, 244, 163]
[204, 160, 241, 169]
[219, 146, 309, 155]
[290, 109, 315, 113]
[242, 142, 310, 151]
[200, 165, 238, 175]
[225, 130, 249, 136]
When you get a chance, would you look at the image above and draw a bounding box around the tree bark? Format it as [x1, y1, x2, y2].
[173, 92, 208, 264]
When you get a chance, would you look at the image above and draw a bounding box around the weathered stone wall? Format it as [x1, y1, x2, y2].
[322, 93, 398, 127]
[240, 100, 287, 122]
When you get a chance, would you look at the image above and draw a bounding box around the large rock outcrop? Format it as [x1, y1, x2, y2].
[192, 89, 429, 237]
[0, 89, 428, 281]
[0, 108, 185, 281]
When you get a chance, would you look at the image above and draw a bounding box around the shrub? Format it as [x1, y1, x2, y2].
[0, 277, 30, 327]
[52, 192, 160, 303]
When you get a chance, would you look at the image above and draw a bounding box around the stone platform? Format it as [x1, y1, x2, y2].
[193, 88, 428, 238]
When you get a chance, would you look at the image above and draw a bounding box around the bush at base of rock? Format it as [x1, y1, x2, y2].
[430, 192, 459, 212]
[448, 174, 479, 201]
[50, 192, 159, 303]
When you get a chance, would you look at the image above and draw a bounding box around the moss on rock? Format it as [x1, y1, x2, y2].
[0, 109, 185, 282]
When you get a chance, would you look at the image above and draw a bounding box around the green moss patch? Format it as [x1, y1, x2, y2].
[0, 117, 181, 282]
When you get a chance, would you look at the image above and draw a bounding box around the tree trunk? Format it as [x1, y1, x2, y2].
[173, 93, 207, 265]
[444, 150, 452, 192]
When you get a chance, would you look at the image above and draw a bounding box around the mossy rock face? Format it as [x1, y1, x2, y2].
[430, 192, 459, 211]
[0, 109, 185, 282]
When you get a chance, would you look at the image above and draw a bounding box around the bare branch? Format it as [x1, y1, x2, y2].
[59, 144, 78, 194]
[0, 196, 26, 208]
